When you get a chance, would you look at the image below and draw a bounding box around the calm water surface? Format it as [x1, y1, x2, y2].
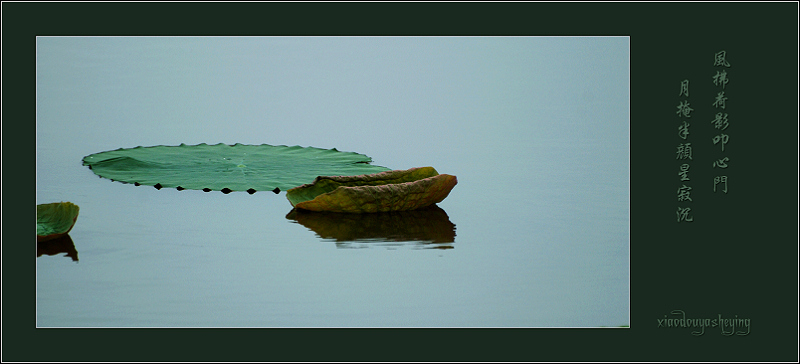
[36, 36, 629, 327]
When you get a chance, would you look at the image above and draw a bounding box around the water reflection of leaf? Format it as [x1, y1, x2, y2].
[286, 205, 456, 249]
[37, 234, 79, 262]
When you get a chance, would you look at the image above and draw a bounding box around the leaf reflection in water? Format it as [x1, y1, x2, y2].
[286, 205, 456, 249]
[37, 234, 79, 262]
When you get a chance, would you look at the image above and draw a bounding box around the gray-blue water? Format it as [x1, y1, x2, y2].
[36, 36, 629, 327]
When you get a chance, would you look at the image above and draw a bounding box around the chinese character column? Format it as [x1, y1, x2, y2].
[676, 79, 694, 222]
[712, 50, 731, 195]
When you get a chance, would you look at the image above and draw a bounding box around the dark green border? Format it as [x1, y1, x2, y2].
[3, 2, 798, 362]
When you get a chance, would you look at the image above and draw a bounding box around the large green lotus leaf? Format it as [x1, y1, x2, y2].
[82, 143, 391, 193]
[286, 167, 458, 213]
[37, 202, 80, 242]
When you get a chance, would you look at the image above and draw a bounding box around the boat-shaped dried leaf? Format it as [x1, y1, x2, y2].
[286, 167, 457, 213]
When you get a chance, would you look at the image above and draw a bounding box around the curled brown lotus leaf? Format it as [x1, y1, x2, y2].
[286, 167, 457, 213]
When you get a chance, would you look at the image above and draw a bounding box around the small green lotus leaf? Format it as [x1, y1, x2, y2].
[82, 143, 391, 193]
[37, 202, 80, 242]
[286, 167, 458, 213]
